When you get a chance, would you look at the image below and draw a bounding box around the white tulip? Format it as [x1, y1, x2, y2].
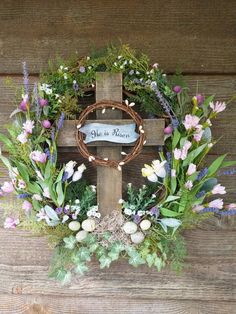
[76, 230, 88, 242]
[122, 221, 137, 234]
[82, 219, 96, 232]
[68, 221, 81, 231]
[64, 161, 76, 179]
[131, 232, 145, 244]
[140, 219, 151, 231]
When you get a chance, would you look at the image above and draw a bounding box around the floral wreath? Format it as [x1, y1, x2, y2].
[1, 45, 236, 284]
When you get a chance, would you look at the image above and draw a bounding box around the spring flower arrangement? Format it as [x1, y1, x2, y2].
[0, 45, 236, 283]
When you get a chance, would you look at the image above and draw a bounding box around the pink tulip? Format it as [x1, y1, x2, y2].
[22, 200, 33, 214]
[225, 203, 236, 209]
[4, 217, 19, 229]
[209, 199, 224, 209]
[1, 181, 14, 193]
[17, 132, 28, 144]
[42, 120, 51, 129]
[192, 205, 204, 212]
[183, 114, 200, 130]
[187, 163, 196, 176]
[185, 180, 193, 190]
[209, 101, 226, 114]
[212, 184, 226, 195]
[23, 120, 35, 134]
[30, 151, 47, 163]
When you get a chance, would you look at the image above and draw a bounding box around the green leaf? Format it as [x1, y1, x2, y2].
[56, 168, 64, 183]
[75, 263, 89, 275]
[77, 247, 91, 262]
[200, 178, 217, 192]
[44, 205, 59, 221]
[15, 161, 29, 182]
[146, 253, 156, 267]
[202, 95, 214, 117]
[99, 255, 112, 269]
[63, 235, 77, 250]
[172, 129, 181, 149]
[108, 250, 120, 261]
[163, 195, 180, 204]
[56, 182, 65, 206]
[0, 150, 12, 172]
[207, 154, 226, 177]
[44, 162, 52, 180]
[183, 143, 207, 167]
[154, 257, 163, 271]
[160, 207, 181, 217]
[127, 248, 145, 267]
[221, 160, 236, 168]
[0, 133, 13, 149]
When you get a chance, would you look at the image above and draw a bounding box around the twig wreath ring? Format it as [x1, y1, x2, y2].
[76, 100, 146, 169]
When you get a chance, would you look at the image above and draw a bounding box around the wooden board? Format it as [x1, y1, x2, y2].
[58, 119, 165, 147]
[0, 1, 236, 74]
[95, 72, 122, 216]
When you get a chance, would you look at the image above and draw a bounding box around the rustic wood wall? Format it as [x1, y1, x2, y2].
[0, 1, 236, 313]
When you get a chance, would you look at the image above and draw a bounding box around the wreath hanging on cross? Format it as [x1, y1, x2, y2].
[0, 45, 236, 283]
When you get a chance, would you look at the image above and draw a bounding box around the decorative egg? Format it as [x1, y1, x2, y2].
[68, 221, 80, 231]
[131, 232, 145, 244]
[81, 219, 96, 232]
[140, 219, 151, 231]
[122, 221, 138, 234]
[75, 230, 88, 242]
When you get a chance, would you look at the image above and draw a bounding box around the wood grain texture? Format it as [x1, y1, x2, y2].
[58, 119, 165, 147]
[0, 295, 236, 314]
[96, 72, 122, 215]
[0, 0, 236, 74]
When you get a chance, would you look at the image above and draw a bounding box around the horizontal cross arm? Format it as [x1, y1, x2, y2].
[58, 119, 165, 147]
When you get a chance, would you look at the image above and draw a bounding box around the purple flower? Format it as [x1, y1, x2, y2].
[62, 171, 69, 182]
[164, 125, 173, 135]
[73, 80, 79, 92]
[196, 190, 206, 199]
[39, 98, 48, 107]
[17, 193, 31, 199]
[197, 167, 208, 181]
[150, 206, 160, 217]
[79, 66, 86, 73]
[30, 151, 47, 163]
[55, 207, 63, 215]
[219, 209, 236, 216]
[133, 214, 141, 224]
[173, 86, 182, 94]
[44, 148, 51, 159]
[51, 128, 55, 141]
[22, 61, 29, 95]
[57, 112, 65, 130]
[64, 206, 70, 215]
[199, 207, 220, 213]
[196, 94, 204, 105]
[4, 217, 19, 229]
[42, 120, 51, 129]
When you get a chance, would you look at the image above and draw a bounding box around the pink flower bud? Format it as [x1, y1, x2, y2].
[164, 125, 173, 135]
[22, 200, 33, 215]
[42, 120, 51, 129]
[19, 100, 28, 111]
[173, 86, 182, 94]
[39, 98, 48, 107]
[196, 94, 204, 105]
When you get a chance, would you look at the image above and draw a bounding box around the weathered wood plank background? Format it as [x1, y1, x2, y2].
[0, 1, 236, 313]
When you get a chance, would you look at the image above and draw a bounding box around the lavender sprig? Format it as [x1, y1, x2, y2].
[22, 61, 29, 95]
[33, 83, 41, 120]
[199, 207, 220, 213]
[57, 112, 65, 130]
[150, 82, 179, 128]
[196, 190, 206, 199]
[219, 209, 236, 216]
[197, 167, 208, 181]
[17, 193, 31, 199]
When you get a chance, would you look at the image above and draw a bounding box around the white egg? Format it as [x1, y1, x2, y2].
[82, 219, 96, 232]
[68, 221, 81, 231]
[131, 232, 145, 244]
[122, 221, 138, 234]
[140, 219, 151, 231]
[75, 230, 88, 242]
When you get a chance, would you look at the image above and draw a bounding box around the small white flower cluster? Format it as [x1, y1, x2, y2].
[87, 205, 101, 219]
[124, 207, 147, 217]
[39, 83, 53, 95]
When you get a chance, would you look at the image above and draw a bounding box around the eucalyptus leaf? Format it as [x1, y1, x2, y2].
[44, 205, 59, 221]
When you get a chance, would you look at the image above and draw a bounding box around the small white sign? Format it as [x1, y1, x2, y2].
[79, 122, 139, 144]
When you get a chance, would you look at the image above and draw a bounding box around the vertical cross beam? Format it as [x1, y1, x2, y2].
[96, 72, 123, 216]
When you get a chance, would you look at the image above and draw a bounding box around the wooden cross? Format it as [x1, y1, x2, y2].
[58, 73, 165, 216]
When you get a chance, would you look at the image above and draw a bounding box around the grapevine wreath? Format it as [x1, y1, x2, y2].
[0, 45, 236, 283]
